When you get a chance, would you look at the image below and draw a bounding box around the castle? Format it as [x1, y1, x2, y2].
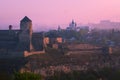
[0, 16, 44, 54]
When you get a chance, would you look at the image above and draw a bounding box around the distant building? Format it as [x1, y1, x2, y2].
[66, 20, 77, 31]
[88, 20, 120, 30]
[66, 20, 89, 32]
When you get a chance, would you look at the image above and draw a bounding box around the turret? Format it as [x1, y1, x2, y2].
[9, 25, 12, 30]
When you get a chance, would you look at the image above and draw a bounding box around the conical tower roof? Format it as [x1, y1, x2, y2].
[20, 16, 32, 22]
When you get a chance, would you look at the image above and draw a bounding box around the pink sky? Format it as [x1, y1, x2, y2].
[0, 0, 120, 30]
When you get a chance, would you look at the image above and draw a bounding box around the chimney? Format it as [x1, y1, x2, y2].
[9, 25, 12, 30]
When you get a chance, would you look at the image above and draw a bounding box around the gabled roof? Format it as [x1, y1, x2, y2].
[20, 16, 32, 22]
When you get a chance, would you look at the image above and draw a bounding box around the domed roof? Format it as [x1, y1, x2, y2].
[20, 16, 32, 22]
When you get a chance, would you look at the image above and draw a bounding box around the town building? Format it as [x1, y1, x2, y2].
[44, 36, 63, 49]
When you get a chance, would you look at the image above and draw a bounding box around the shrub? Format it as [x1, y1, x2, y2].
[13, 72, 42, 80]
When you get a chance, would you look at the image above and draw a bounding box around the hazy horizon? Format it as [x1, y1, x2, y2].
[0, 0, 120, 30]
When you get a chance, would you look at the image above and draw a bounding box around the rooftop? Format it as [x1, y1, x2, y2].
[20, 16, 32, 22]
